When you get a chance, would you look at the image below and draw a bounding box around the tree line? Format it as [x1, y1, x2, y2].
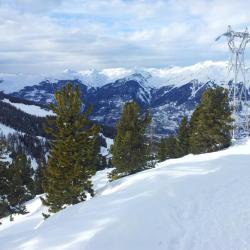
[157, 87, 232, 161]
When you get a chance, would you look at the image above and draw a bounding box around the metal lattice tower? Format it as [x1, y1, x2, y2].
[216, 25, 250, 139]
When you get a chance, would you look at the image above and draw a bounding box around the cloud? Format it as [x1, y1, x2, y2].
[1, 0, 64, 13]
[1, 0, 250, 73]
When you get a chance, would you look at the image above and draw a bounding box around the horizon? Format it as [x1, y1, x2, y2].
[1, 0, 250, 74]
[0, 59, 228, 75]
[0, 60, 229, 93]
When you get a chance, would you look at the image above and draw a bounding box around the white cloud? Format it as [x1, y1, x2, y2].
[1, 0, 250, 73]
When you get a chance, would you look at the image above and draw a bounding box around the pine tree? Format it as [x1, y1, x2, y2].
[111, 102, 151, 179]
[189, 87, 233, 154]
[157, 138, 167, 162]
[165, 136, 177, 159]
[157, 136, 178, 161]
[80, 124, 100, 197]
[0, 139, 10, 218]
[0, 140, 35, 218]
[43, 83, 99, 213]
[188, 106, 204, 154]
[107, 158, 113, 168]
[34, 157, 47, 195]
[7, 152, 35, 215]
[176, 117, 189, 157]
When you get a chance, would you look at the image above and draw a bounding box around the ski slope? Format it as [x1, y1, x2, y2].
[1, 140, 250, 250]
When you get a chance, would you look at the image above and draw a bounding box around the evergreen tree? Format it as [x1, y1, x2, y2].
[7, 152, 34, 215]
[165, 136, 177, 159]
[157, 138, 167, 162]
[107, 158, 113, 168]
[111, 102, 151, 179]
[0, 139, 10, 218]
[80, 124, 100, 197]
[96, 155, 108, 171]
[34, 157, 47, 195]
[43, 83, 99, 213]
[176, 117, 189, 157]
[0, 140, 35, 218]
[189, 87, 233, 154]
[157, 136, 178, 161]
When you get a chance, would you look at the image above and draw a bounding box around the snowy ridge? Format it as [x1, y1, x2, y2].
[146, 60, 228, 87]
[0, 61, 229, 93]
[1, 99, 54, 117]
[1, 139, 250, 249]
[0, 123, 17, 136]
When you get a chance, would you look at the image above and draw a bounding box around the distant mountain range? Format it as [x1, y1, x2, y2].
[1, 61, 249, 136]
[0, 61, 228, 92]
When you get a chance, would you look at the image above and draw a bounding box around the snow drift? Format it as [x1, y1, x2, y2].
[1, 140, 250, 250]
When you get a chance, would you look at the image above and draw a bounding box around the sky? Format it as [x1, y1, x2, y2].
[1, 0, 250, 74]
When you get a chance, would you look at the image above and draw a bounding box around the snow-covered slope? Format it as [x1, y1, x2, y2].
[1, 99, 53, 117]
[147, 60, 228, 87]
[0, 168, 112, 246]
[1, 140, 250, 250]
[0, 123, 17, 136]
[0, 73, 46, 93]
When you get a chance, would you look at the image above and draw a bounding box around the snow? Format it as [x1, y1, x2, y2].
[2, 99, 54, 117]
[100, 133, 113, 157]
[100, 147, 109, 156]
[0, 61, 237, 93]
[0, 73, 45, 93]
[69, 61, 229, 88]
[0, 123, 17, 136]
[92, 168, 113, 191]
[0, 195, 48, 237]
[1, 139, 250, 249]
[30, 158, 38, 170]
[0, 168, 113, 245]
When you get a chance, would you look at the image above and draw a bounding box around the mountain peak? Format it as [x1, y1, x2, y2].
[0, 60, 231, 93]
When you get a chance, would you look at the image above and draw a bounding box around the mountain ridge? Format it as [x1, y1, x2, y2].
[2, 60, 250, 136]
[9, 78, 222, 136]
[0, 60, 228, 93]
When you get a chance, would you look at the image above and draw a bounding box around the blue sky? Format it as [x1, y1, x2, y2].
[1, 0, 250, 73]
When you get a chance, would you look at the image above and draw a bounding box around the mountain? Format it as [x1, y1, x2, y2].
[0, 92, 47, 137]
[1, 61, 249, 136]
[150, 80, 218, 134]
[1, 139, 250, 249]
[0, 91, 115, 139]
[0, 61, 228, 92]
[0, 92, 115, 171]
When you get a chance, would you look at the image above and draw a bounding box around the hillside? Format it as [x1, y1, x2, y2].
[1, 139, 250, 250]
[1, 98, 53, 117]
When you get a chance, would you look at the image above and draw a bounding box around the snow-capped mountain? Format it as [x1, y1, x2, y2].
[1, 61, 250, 136]
[0, 61, 228, 92]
